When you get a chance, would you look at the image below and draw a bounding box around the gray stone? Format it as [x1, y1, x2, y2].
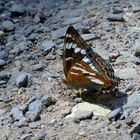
[10, 3, 25, 15]
[66, 102, 111, 119]
[103, 24, 114, 32]
[29, 100, 43, 113]
[41, 40, 56, 54]
[0, 59, 6, 67]
[37, 129, 46, 139]
[130, 120, 140, 135]
[2, 20, 15, 31]
[14, 42, 28, 52]
[31, 64, 44, 71]
[29, 121, 41, 129]
[106, 13, 124, 22]
[0, 50, 9, 60]
[28, 33, 39, 41]
[132, 6, 140, 12]
[51, 27, 67, 38]
[20, 134, 33, 140]
[17, 117, 28, 127]
[0, 80, 7, 85]
[23, 25, 34, 37]
[41, 94, 56, 107]
[135, 45, 140, 57]
[16, 73, 28, 88]
[81, 33, 100, 41]
[115, 68, 139, 80]
[26, 100, 43, 121]
[108, 108, 122, 120]
[0, 71, 11, 80]
[75, 110, 93, 120]
[127, 92, 140, 105]
[11, 106, 24, 121]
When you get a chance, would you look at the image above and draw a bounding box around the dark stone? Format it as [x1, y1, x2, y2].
[41, 94, 56, 107]
[0, 71, 11, 80]
[0, 50, 9, 60]
[16, 73, 28, 88]
[130, 121, 140, 135]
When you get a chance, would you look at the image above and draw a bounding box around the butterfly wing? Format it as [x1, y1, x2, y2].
[63, 26, 117, 90]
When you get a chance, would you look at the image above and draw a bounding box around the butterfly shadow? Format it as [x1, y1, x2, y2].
[80, 90, 128, 110]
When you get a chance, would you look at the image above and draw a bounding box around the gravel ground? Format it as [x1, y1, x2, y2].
[0, 0, 140, 140]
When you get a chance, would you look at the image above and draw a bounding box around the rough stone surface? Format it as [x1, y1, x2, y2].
[0, 0, 140, 139]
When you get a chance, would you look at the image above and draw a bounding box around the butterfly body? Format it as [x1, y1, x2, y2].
[63, 26, 118, 91]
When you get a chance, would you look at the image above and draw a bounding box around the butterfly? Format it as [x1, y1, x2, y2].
[63, 26, 118, 92]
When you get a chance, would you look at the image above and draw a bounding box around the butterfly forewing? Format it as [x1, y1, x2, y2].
[63, 26, 117, 91]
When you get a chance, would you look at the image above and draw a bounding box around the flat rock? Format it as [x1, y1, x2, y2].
[10, 3, 25, 15]
[2, 20, 15, 31]
[127, 92, 140, 105]
[16, 73, 28, 88]
[31, 64, 44, 71]
[115, 67, 139, 80]
[63, 17, 82, 25]
[41, 40, 55, 55]
[106, 13, 124, 22]
[66, 102, 111, 119]
[51, 27, 67, 38]
[132, 6, 140, 12]
[81, 33, 100, 41]
[74, 110, 93, 120]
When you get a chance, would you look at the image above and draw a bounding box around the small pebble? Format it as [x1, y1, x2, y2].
[16, 73, 28, 88]
[108, 108, 122, 120]
[41, 40, 55, 55]
[31, 64, 44, 71]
